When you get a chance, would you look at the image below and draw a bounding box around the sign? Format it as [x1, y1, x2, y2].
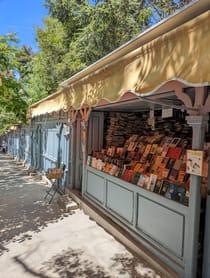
[186, 150, 204, 176]
[162, 108, 173, 118]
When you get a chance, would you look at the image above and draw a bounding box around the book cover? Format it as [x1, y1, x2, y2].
[166, 158, 176, 169]
[169, 137, 181, 148]
[162, 168, 170, 179]
[137, 174, 147, 187]
[174, 186, 186, 203]
[144, 175, 150, 189]
[147, 174, 157, 191]
[160, 136, 173, 146]
[127, 170, 136, 183]
[138, 144, 146, 156]
[159, 157, 170, 169]
[202, 160, 208, 178]
[165, 183, 177, 200]
[121, 168, 130, 181]
[109, 165, 118, 176]
[168, 168, 179, 181]
[92, 157, 97, 168]
[166, 147, 183, 159]
[150, 144, 158, 154]
[133, 172, 141, 185]
[177, 170, 186, 183]
[169, 183, 178, 200]
[156, 146, 164, 155]
[133, 163, 141, 172]
[153, 180, 163, 194]
[173, 159, 183, 170]
[160, 181, 170, 195]
[117, 167, 124, 178]
[183, 190, 190, 206]
[140, 144, 152, 163]
[161, 144, 169, 157]
[152, 156, 163, 172]
[116, 147, 125, 158]
[146, 153, 154, 163]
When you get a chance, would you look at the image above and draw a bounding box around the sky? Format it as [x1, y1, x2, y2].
[0, 0, 48, 51]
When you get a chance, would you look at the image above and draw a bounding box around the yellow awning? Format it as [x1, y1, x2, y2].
[29, 9, 210, 117]
[28, 88, 69, 118]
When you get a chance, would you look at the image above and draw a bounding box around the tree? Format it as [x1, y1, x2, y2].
[0, 34, 28, 134]
[27, 0, 194, 103]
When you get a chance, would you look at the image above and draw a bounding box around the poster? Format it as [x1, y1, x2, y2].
[186, 150, 204, 176]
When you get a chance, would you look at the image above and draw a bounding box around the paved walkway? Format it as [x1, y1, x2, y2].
[0, 153, 173, 278]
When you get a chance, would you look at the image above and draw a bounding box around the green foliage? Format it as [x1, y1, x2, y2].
[27, 17, 70, 102]
[27, 0, 193, 104]
[0, 34, 29, 133]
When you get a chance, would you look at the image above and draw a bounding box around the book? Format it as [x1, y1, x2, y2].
[166, 158, 176, 169]
[153, 180, 163, 194]
[137, 174, 147, 187]
[159, 157, 170, 169]
[92, 157, 97, 168]
[121, 168, 130, 181]
[165, 183, 177, 200]
[147, 174, 157, 191]
[160, 181, 170, 195]
[109, 165, 118, 176]
[150, 144, 158, 154]
[156, 146, 164, 155]
[174, 186, 186, 203]
[169, 137, 181, 148]
[144, 175, 150, 189]
[173, 159, 183, 171]
[104, 163, 112, 173]
[162, 168, 170, 179]
[133, 172, 141, 185]
[116, 147, 125, 158]
[177, 170, 186, 183]
[161, 144, 169, 157]
[202, 160, 208, 178]
[151, 156, 163, 172]
[166, 147, 183, 159]
[168, 168, 179, 181]
[140, 144, 152, 163]
[160, 136, 173, 146]
[183, 190, 190, 206]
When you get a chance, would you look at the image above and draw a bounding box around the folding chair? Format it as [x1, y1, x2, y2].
[44, 167, 63, 204]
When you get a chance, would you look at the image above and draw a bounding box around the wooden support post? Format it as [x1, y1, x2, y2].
[79, 105, 91, 195]
[68, 108, 78, 189]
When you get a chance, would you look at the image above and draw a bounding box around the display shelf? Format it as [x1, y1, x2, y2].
[87, 133, 191, 206]
[84, 165, 188, 263]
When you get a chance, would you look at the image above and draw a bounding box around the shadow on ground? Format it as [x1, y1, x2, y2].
[13, 248, 152, 278]
[0, 154, 64, 256]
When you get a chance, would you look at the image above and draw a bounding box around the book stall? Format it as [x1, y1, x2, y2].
[83, 109, 209, 277]
[27, 3, 210, 276]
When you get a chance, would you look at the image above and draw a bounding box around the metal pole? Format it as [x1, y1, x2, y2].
[185, 115, 208, 278]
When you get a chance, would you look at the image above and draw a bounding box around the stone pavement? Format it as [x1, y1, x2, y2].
[0, 153, 176, 278]
[0, 153, 63, 256]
